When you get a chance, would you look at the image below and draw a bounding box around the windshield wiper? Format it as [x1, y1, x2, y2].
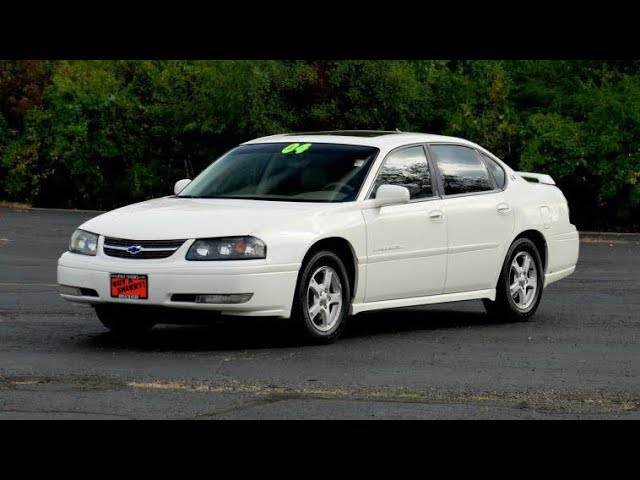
[177, 195, 334, 202]
[178, 195, 270, 200]
[176, 195, 224, 199]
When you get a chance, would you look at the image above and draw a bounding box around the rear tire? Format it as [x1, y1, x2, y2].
[94, 305, 155, 336]
[483, 238, 544, 322]
[292, 250, 351, 344]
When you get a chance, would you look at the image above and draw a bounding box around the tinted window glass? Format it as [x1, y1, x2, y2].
[179, 143, 378, 203]
[481, 152, 506, 189]
[430, 145, 493, 195]
[373, 146, 433, 200]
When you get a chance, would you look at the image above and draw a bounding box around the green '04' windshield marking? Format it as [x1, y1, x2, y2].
[281, 143, 312, 154]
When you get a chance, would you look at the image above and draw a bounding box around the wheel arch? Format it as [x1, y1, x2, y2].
[300, 237, 358, 300]
[513, 229, 548, 273]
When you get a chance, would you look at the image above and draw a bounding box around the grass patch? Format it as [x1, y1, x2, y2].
[116, 381, 640, 415]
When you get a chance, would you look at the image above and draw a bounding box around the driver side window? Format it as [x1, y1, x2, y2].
[373, 146, 433, 200]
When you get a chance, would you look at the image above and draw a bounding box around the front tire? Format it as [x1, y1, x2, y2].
[94, 305, 155, 336]
[484, 238, 544, 321]
[292, 250, 351, 344]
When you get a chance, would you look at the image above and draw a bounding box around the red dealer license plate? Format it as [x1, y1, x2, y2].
[110, 274, 148, 299]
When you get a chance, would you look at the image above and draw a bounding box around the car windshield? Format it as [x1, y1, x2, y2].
[178, 142, 379, 202]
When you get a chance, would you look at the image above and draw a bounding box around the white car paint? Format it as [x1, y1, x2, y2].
[362, 198, 448, 302]
[57, 132, 579, 318]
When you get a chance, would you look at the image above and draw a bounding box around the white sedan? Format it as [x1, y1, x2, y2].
[58, 131, 579, 343]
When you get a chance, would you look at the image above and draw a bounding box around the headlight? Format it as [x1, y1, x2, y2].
[69, 229, 98, 256]
[186, 236, 266, 261]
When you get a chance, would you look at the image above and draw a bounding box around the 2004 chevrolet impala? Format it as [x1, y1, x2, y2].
[58, 131, 579, 343]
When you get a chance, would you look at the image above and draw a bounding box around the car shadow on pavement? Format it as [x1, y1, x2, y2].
[346, 307, 499, 339]
[83, 304, 499, 352]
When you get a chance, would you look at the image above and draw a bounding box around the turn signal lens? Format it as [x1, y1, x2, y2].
[195, 293, 253, 304]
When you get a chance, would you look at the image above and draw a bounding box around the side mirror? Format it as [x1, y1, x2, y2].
[373, 184, 410, 207]
[174, 179, 191, 195]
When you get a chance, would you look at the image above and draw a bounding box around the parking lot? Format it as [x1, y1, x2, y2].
[0, 207, 638, 419]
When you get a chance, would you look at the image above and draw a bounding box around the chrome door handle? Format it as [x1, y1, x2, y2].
[497, 203, 511, 215]
[428, 210, 444, 221]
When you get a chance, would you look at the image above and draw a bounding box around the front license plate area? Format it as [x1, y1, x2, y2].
[110, 274, 148, 299]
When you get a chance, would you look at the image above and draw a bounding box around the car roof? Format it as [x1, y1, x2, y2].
[243, 130, 480, 150]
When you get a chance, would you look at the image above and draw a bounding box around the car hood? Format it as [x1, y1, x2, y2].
[80, 197, 338, 240]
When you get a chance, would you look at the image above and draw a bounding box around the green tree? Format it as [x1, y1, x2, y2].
[0, 60, 638, 229]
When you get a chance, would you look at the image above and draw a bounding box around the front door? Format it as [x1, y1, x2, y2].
[363, 145, 448, 303]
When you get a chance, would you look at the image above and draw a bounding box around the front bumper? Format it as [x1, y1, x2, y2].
[57, 251, 300, 318]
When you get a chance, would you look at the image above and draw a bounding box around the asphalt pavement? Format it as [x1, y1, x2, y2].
[0, 207, 638, 419]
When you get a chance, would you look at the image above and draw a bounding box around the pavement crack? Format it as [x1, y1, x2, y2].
[191, 396, 285, 419]
[0, 408, 133, 419]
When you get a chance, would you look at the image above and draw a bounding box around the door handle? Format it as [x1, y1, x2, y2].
[428, 209, 444, 221]
[497, 203, 511, 215]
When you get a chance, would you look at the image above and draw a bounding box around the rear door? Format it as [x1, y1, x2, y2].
[428, 144, 514, 293]
[363, 145, 448, 302]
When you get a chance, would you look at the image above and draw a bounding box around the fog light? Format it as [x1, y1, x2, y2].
[195, 293, 253, 304]
[59, 285, 82, 296]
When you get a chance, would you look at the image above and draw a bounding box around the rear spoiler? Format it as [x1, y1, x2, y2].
[516, 171, 556, 185]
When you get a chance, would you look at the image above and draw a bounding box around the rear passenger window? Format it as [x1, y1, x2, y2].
[481, 152, 506, 189]
[430, 145, 493, 195]
[373, 146, 433, 200]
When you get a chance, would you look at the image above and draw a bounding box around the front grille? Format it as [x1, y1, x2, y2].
[103, 237, 186, 260]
